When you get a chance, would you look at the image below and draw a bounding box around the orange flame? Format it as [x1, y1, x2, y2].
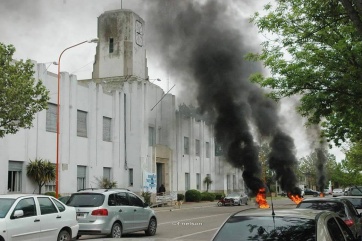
[288, 193, 303, 204]
[256, 188, 270, 208]
[320, 193, 325, 197]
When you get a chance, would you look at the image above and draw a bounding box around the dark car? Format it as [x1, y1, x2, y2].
[336, 196, 362, 213]
[296, 197, 362, 239]
[304, 188, 320, 197]
[212, 208, 357, 241]
[345, 186, 362, 196]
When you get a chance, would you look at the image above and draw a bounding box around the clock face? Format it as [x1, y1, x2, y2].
[135, 20, 143, 47]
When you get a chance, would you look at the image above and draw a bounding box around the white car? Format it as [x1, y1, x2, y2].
[332, 188, 344, 197]
[0, 194, 79, 241]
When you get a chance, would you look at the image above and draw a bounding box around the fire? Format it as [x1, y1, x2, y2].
[320, 193, 325, 197]
[288, 193, 303, 204]
[256, 188, 270, 208]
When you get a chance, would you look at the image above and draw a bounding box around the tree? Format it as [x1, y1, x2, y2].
[0, 43, 49, 138]
[26, 159, 55, 194]
[203, 176, 213, 192]
[344, 141, 362, 172]
[247, 0, 362, 146]
[95, 177, 117, 189]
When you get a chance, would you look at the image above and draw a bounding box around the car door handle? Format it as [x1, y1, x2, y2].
[134, 209, 137, 212]
[34, 219, 40, 222]
[118, 209, 122, 212]
[56, 215, 61, 219]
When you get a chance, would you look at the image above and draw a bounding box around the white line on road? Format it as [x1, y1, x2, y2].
[172, 227, 219, 240]
[158, 213, 229, 225]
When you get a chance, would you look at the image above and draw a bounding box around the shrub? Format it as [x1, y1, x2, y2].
[141, 191, 152, 205]
[201, 192, 216, 201]
[214, 193, 225, 200]
[177, 193, 185, 201]
[185, 189, 202, 202]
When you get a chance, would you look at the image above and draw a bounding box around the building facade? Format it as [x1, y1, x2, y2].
[0, 9, 245, 196]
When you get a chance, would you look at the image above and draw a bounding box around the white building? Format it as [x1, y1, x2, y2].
[0, 9, 245, 196]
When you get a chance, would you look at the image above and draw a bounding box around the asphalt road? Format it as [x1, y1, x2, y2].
[78, 197, 297, 241]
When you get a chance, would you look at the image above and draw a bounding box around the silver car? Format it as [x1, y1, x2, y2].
[0, 194, 79, 241]
[66, 189, 157, 238]
[223, 192, 248, 206]
[212, 208, 357, 241]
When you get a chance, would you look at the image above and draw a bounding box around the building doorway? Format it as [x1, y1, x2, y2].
[156, 163, 164, 192]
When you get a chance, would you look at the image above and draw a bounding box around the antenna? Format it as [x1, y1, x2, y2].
[121, 0, 123, 9]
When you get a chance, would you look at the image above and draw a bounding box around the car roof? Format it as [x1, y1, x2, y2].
[300, 197, 346, 203]
[0, 194, 54, 199]
[232, 208, 331, 219]
[75, 188, 131, 194]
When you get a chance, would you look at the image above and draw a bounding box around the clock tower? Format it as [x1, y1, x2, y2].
[92, 9, 148, 79]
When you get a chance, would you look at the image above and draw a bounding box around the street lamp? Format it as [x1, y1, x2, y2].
[56, 38, 98, 198]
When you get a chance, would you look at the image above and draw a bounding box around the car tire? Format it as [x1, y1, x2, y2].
[145, 217, 157, 236]
[57, 229, 71, 241]
[110, 222, 122, 238]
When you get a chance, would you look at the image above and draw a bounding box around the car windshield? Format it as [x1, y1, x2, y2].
[66, 193, 105, 207]
[0, 198, 16, 218]
[226, 193, 240, 197]
[344, 198, 362, 209]
[297, 202, 346, 217]
[213, 216, 315, 241]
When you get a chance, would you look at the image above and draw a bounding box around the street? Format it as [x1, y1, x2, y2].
[79, 197, 297, 240]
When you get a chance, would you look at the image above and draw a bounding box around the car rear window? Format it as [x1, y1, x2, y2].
[297, 202, 346, 216]
[213, 216, 316, 241]
[345, 198, 362, 209]
[67, 193, 105, 207]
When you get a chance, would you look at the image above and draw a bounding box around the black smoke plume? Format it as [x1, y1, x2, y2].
[144, 0, 301, 196]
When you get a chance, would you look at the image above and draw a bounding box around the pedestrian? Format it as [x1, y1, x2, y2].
[158, 184, 166, 195]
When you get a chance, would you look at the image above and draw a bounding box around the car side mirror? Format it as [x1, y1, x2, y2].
[13, 210, 24, 218]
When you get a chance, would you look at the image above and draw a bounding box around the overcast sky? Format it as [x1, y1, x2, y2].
[0, 0, 345, 161]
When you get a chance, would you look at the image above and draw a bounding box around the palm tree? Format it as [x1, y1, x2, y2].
[26, 158, 55, 194]
[203, 176, 213, 192]
[95, 177, 117, 189]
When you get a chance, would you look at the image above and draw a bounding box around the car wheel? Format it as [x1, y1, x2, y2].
[145, 217, 157, 236]
[110, 222, 122, 238]
[57, 229, 71, 241]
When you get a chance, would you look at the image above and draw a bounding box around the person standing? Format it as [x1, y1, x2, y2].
[158, 184, 166, 194]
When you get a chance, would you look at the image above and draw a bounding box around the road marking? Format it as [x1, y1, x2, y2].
[172, 227, 219, 239]
[158, 213, 229, 225]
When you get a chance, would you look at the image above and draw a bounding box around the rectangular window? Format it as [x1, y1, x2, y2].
[206, 142, 210, 158]
[77, 165, 87, 191]
[109, 38, 114, 53]
[233, 175, 236, 190]
[103, 117, 112, 142]
[148, 126, 155, 146]
[77, 110, 88, 137]
[129, 168, 133, 186]
[45, 180, 55, 193]
[46, 103, 57, 132]
[195, 139, 200, 156]
[184, 137, 189, 155]
[185, 173, 190, 191]
[103, 167, 111, 181]
[8, 161, 23, 192]
[196, 173, 201, 190]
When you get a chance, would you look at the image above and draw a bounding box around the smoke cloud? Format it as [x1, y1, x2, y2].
[144, 0, 301, 196]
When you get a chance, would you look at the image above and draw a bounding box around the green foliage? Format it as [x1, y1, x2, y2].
[0, 43, 49, 138]
[26, 159, 55, 194]
[214, 193, 225, 200]
[248, 1, 362, 146]
[201, 192, 216, 201]
[44, 191, 60, 197]
[203, 176, 213, 192]
[185, 189, 202, 202]
[141, 191, 152, 205]
[95, 177, 117, 189]
[177, 193, 185, 201]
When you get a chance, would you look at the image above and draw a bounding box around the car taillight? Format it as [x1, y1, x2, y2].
[91, 209, 108, 216]
[344, 219, 354, 227]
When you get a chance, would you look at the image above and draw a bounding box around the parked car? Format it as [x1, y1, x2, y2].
[324, 189, 331, 195]
[304, 188, 320, 197]
[296, 197, 362, 239]
[0, 194, 79, 241]
[336, 196, 362, 213]
[332, 188, 345, 197]
[345, 186, 362, 196]
[212, 208, 357, 241]
[219, 192, 248, 206]
[58, 195, 71, 204]
[66, 188, 157, 238]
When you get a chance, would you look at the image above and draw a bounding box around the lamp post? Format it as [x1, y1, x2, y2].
[56, 38, 98, 198]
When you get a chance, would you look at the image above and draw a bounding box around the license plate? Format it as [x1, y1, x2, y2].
[77, 212, 86, 218]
